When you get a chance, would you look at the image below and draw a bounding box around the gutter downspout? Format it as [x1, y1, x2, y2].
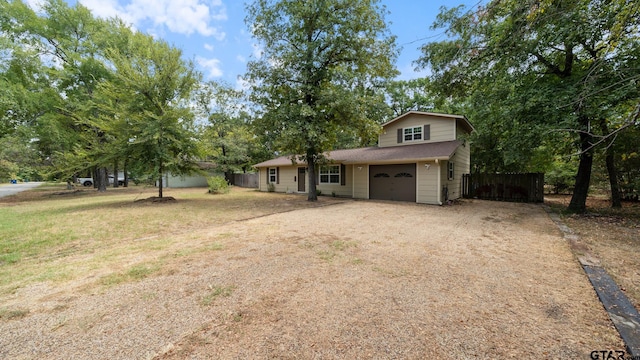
[436, 158, 442, 205]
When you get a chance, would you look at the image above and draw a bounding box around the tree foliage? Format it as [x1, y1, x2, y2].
[245, 0, 398, 200]
[417, 0, 640, 212]
[99, 30, 202, 198]
[195, 82, 266, 180]
[384, 78, 435, 117]
[0, 0, 203, 197]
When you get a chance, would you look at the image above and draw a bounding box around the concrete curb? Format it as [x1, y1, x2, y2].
[543, 205, 640, 356]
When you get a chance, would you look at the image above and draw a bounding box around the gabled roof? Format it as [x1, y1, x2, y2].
[381, 111, 474, 134]
[254, 140, 462, 167]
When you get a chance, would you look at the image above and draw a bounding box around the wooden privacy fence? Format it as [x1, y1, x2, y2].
[231, 173, 258, 188]
[462, 173, 544, 203]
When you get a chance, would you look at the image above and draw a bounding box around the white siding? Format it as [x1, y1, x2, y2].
[379, 114, 457, 147]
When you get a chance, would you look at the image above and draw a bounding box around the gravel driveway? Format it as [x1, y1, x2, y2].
[1, 198, 623, 358]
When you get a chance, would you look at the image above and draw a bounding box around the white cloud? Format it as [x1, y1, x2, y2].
[79, 0, 227, 39]
[204, 43, 214, 51]
[196, 56, 223, 78]
[236, 54, 246, 63]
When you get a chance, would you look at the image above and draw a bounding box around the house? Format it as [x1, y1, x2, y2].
[156, 162, 222, 188]
[253, 111, 474, 204]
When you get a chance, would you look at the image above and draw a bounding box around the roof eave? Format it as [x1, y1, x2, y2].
[381, 111, 468, 128]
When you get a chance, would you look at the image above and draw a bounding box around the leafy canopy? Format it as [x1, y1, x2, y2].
[245, 0, 398, 200]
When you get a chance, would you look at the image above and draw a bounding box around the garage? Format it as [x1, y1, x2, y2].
[369, 164, 416, 202]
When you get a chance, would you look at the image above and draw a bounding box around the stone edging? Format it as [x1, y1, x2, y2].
[543, 205, 640, 356]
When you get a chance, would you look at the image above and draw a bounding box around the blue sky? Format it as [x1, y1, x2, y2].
[40, 0, 482, 89]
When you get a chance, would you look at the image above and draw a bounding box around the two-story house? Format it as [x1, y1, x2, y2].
[254, 111, 474, 204]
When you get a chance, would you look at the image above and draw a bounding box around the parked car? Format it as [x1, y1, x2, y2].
[76, 175, 125, 187]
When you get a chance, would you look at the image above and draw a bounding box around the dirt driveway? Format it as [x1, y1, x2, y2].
[1, 198, 623, 358]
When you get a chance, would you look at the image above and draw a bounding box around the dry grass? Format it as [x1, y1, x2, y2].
[0, 184, 341, 300]
[0, 187, 628, 359]
[545, 194, 640, 309]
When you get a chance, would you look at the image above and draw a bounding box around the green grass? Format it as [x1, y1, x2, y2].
[0, 307, 29, 320]
[0, 184, 320, 297]
[201, 285, 235, 306]
[317, 240, 358, 262]
[99, 262, 162, 286]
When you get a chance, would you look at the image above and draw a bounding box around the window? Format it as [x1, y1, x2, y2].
[394, 172, 413, 178]
[448, 162, 454, 180]
[319, 165, 340, 184]
[373, 173, 390, 178]
[269, 168, 278, 183]
[404, 126, 422, 141]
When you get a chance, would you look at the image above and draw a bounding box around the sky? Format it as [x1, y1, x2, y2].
[42, 0, 483, 89]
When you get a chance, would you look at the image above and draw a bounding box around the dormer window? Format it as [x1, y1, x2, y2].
[404, 126, 422, 141]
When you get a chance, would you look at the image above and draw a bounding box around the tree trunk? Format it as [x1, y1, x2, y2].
[568, 130, 593, 213]
[307, 152, 318, 201]
[598, 118, 621, 208]
[605, 152, 621, 208]
[123, 159, 129, 187]
[113, 160, 119, 188]
[158, 162, 164, 198]
[92, 166, 98, 189]
[97, 167, 108, 192]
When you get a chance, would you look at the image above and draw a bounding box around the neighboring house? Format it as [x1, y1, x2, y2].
[157, 162, 222, 188]
[254, 111, 474, 205]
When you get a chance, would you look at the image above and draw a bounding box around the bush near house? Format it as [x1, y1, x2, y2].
[207, 176, 230, 194]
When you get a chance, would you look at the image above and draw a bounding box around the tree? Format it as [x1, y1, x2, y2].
[195, 82, 257, 181]
[416, 0, 640, 212]
[245, 0, 398, 201]
[100, 30, 201, 198]
[384, 78, 435, 117]
[0, 0, 116, 188]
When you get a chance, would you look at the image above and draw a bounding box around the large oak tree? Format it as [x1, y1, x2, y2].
[245, 0, 398, 200]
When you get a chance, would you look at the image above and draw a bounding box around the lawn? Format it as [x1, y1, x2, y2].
[0, 185, 632, 358]
[0, 183, 336, 297]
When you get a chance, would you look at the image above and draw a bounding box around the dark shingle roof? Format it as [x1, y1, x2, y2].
[254, 140, 462, 167]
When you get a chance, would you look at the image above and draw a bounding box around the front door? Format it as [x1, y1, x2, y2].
[298, 167, 306, 192]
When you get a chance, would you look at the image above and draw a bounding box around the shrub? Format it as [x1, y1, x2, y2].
[267, 182, 275, 192]
[208, 176, 230, 194]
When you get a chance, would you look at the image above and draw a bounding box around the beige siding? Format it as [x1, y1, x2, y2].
[417, 161, 440, 204]
[258, 168, 266, 191]
[258, 166, 297, 193]
[379, 113, 456, 147]
[352, 164, 369, 199]
[440, 161, 449, 203]
[259, 165, 353, 198]
[440, 143, 470, 201]
[456, 120, 470, 140]
[317, 164, 353, 197]
[451, 142, 470, 200]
